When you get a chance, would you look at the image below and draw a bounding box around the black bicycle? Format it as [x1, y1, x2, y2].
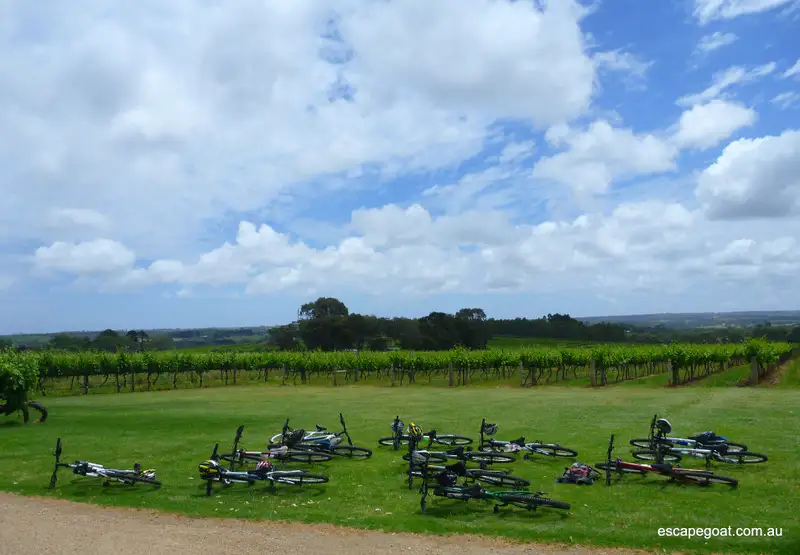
[378, 416, 473, 450]
[272, 414, 372, 459]
[218, 425, 334, 469]
[403, 445, 516, 465]
[416, 452, 570, 514]
[409, 457, 531, 488]
[49, 438, 161, 488]
[199, 442, 328, 496]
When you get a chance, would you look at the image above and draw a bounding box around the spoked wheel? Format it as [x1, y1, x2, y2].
[466, 452, 516, 464]
[499, 493, 571, 510]
[717, 451, 767, 464]
[718, 441, 747, 453]
[110, 473, 162, 487]
[273, 473, 329, 485]
[285, 451, 335, 463]
[631, 450, 681, 463]
[331, 445, 373, 458]
[403, 452, 448, 463]
[629, 438, 651, 449]
[675, 471, 738, 487]
[433, 435, 473, 446]
[378, 436, 408, 447]
[595, 462, 648, 475]
[526, 444, 578, 458]
[474, 472, 530, 488]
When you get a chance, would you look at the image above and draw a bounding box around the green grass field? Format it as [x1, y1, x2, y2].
[2, 379, 798, 554]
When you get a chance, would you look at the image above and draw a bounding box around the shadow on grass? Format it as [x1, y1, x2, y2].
[194, 481, 329, 499]
[421, 498, 571, 521]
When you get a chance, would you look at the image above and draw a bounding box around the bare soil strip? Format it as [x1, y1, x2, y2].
[0, 492, 657, 555]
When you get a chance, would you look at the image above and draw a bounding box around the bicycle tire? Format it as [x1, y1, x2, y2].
[528, 444, 578, 457]
[378, 436, 408, 447]
[434, 435, 473, 446]
[719, 441, 747, 452]
[108, 472, 162, 487]
[466, 452, 516, 464]
[675, 470, 738, 487]
[434, 486, 479, 500]
[271, 472, 329, 485]
[27, 401, 48, 423]
[717, 451, 767, 464]
[285, 451, 335, 463]
[475, 472, 530, 488]
[630, 450, 681, 463]
[403, 452, 448, 463]
[629, 438, 651, 449]
[595, 461, 648, 475]
[499, 493, 570, 510]
[331, 445, 373, 458]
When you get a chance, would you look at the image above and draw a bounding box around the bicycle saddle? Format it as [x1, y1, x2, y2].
[651, 463, 673, 472]
[315, 425, 327, 432]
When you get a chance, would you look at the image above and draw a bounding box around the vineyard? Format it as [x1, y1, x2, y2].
[2, 340, 794, 395]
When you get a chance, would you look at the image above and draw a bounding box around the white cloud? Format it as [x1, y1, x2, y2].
[672, 100, 757, 149]
[696, 32, 738, 53]
[771, 91, 800, 109]
[33, 239, 135, 274]
[677, 63, 776, 106]
[0, 0, 598, 260]
[694, 0, 797, 24]
[593, 50, 653, 88]
[695, 129, 800, 219]
[532, 120, 678, 195]
[783, 59, 800, 78]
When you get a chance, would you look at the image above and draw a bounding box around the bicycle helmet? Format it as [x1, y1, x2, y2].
[411, 450, 430, 466]
[482, 422, 498, 436]
[256, 460, 273, 471]
[391, 419, 405, 433]
[655, 418, 672, 434]
[198, 459, 222, 477]
[408, 422, 424, 444]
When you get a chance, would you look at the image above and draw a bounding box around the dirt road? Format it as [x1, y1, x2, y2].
[0, 492, 653, 555]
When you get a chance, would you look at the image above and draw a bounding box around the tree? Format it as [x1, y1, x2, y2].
[0, 349, 47, 424]
[455, 308, 490, 349]
[298, 297, 349, 320]
[126, 330, 150, 351]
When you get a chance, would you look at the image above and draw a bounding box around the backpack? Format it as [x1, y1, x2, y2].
[556, 462, 600, 485]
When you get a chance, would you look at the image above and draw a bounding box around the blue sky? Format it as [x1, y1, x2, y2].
[1, 0, 799, 334]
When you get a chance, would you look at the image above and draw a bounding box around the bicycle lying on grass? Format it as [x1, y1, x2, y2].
[415, 451, 570, 514]
[630, 415, 767, 467]
[596, 433, 738, 487]
[218, 425, 334, 469]
[49, 438, 161, 488]
[272, 413, 372, 458]
[629, 418, 748, 452]
[402, 444, 516, 465]
[378, 416, 473, 450]
[477, 418, 578, 459]
[409, 458, 531, 488]
[199, 442, 328, 496]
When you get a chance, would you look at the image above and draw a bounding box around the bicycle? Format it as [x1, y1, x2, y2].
[416, 452, 570, 514]
[218, 425, 334, 469]
[49, 438, 161, 488]
[378, 416, 473, 450]
[199, 442, 328, 496]
[402, 445, 516, 466]
[477, 418, 578, 459]
[409, 457, 531, 488]
[595, 433, 738, 487]
[273, 414, 372, 458]
[630, 415, 767, 467]
[629, 418, 748, 452]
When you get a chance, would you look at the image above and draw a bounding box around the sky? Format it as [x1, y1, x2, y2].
[1, 0, 800, 334]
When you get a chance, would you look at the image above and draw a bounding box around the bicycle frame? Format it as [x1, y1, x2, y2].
[49, 438, 159, 488]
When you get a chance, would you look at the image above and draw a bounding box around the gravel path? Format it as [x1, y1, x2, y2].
[0, 492, 656, 555]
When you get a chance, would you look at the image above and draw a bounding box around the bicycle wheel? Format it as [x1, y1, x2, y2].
[720, 441, 747, 453]
[27, 401, 48, 423]
[403, 452, 448, 463]
[717, 451, 767, 464]
[271, 472, 329, 485]
[331, 445, 373, 459]
[499, 493, 570, 510]
[434, 486, 478, 500]
[475, 472, 530, 488]
[675, 470, 738, 487]
[110, 473, 162, 487]
[629, 438, 651, 449]
[285, 451, 334, 463]
[527, 444, 578, 457]
[433, 435, 473, 446]
[595, 462, 647, 475]
[378, 436, 408, 447]
[466, 451, 516, 464]
[631, 450, 681, 463]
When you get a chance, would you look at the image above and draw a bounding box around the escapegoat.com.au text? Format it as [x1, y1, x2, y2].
[658, 527, 783, 539]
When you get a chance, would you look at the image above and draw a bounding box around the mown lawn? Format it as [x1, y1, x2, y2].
[1, 385, 797, 554]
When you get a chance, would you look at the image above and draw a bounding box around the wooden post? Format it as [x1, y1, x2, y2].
[750, 357, 759, 385]
[669, 359, 678, 386]
[391, 363, 396, 387]
[589, 359, 597, 387]
[449, 362, 454, 387]
[84, 374, 89, 395]
[333, 371, 338, 387]
[519, 361, 524, 387]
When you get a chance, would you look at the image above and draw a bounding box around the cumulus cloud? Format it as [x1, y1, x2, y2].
[33, 239, 135, 274]
[672, 100, 757, 149]
[695, 129, 800, 219]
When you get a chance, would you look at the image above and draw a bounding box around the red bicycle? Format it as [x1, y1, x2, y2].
[596, 434, 738, 487]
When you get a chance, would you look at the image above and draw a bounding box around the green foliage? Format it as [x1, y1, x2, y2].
[0, 350, 39, 409]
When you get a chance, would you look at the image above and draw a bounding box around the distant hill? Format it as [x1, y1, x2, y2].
[577, 311, 800, 329]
